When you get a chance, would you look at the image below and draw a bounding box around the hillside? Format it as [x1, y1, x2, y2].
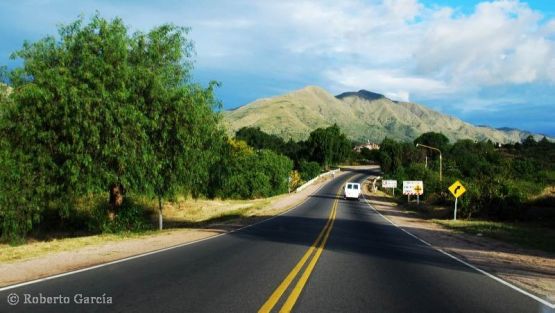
[223, 86, 550, 143]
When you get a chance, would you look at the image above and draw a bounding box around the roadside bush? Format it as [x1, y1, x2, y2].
[214, 142, 294, 199]
[289, 170, 303, 192]
[457, 180, 480, 219]
[0, 149, 43, 243]
[88, 196, 151, 233]
[299, 160, 321, 181]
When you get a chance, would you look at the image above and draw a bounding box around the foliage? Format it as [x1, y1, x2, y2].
[89, 196, 151, 233]
[359, 147, 380, 162]
[414, 132, 450, 154]
[305, 124, 351, 169]
[378, 132, 555, 222]
[0, 147, 43, 243]
[0, 15, 221, 239]
[289, 170, 303, 191]
[235, 125, 352, 170]
[211, 139, 293, 199]
[299, 160, 321, 181]
[236, 127, 285, 152]
[378, 138, 402, 173]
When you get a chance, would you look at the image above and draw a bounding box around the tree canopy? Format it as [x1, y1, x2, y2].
[0, 15, 222, 238]
[306, 124, 351, 169]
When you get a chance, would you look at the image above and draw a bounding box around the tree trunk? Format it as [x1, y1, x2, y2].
[158, 196, 163, 230]
[108, 183, 125, 221]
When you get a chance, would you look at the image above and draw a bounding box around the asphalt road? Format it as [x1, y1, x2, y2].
[0, 168, 553, 313]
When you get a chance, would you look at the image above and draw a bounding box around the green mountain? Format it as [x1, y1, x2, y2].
[224, 85, 549, 143]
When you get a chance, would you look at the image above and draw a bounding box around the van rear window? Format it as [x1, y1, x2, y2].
[347, 184, 352, 189]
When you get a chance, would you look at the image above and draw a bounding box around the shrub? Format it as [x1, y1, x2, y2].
[0, 149, 43, 243]
[289, 170, 303, 192]
[214, 143, 294, 199]
[299, 160, 321, 181]
[89, 196, 151, 233]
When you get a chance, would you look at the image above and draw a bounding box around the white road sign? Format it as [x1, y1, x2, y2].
[382, 180, 397, 188]
[403, 181, 424, 195]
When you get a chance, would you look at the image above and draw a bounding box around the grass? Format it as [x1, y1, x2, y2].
[434, 219, 555, 254]
[0, 231, 166, 263]
[366, 182, 555, 254]
[159, 196, 280, 224]
[0, 193, 291, 263]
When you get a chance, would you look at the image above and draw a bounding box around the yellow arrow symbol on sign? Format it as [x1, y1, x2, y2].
[448, 181, 466, 198]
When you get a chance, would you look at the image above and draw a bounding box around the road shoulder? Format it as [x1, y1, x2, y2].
[0, 171, 346, 288]
[363, 184, 555, 304]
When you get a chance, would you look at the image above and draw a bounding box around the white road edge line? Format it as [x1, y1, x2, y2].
[362, 195, 555, 309]
[0, 174, 343, 293]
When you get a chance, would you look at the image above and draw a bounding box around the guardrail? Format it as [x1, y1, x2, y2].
[295, 169, 341, 193]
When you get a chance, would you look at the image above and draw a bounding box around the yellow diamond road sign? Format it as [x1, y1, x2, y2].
[449, 180, 466, 198]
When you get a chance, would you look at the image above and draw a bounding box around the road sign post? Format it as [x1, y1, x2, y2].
[448, 180, 466, 221]
[414, 184, 422, 205]
[454, 198, 458, 221]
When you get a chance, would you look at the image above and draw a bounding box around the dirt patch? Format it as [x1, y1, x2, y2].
[363, 186, 555, 304]
[0, 171, 346, 288]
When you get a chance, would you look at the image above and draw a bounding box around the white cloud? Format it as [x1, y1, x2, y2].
[325, 67, 451, 101]
[3, 0, 554, 114]
[413, 0, 555, 87]
[255, 0, 555, 107]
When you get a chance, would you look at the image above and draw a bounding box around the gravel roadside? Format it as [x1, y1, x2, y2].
[363, 183, 555, 304]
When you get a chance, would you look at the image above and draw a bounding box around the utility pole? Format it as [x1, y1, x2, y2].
[416, 143, 442, 183]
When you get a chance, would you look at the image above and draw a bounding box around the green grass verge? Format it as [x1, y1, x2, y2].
[434, 219, 555, 254]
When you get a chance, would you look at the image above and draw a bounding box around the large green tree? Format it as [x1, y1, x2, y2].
[128, 24, 223, 229]
[306, 124, 350, 169]
[414, 132, 450, 154]
[235, 127, 285, 152]
[0, 15, 222, 238]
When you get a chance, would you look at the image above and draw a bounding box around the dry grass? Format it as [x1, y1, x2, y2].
[434, 219, 555, 253]
[161, 196, 280, 223]
[0, 194, 291, 263]
[0, 231, 168, 263]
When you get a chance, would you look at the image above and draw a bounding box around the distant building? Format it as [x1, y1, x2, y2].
[354, 140, 380, 152]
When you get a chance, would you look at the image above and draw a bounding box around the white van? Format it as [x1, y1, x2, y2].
[344, 182, 361, 200]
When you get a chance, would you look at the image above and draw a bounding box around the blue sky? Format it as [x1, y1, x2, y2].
[1, 0, 554, 136]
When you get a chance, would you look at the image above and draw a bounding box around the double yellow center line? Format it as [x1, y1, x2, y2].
[258, 187, 341, 313]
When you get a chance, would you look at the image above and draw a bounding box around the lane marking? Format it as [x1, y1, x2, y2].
[0, 175, 343, 293]
[259, 182, 346, 313]
[258, 202, 335, 313]
[279, 200, 337, 313]
[362, 195, 555, 309]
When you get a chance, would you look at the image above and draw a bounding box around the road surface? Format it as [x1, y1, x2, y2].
[0, 168, 553, 313]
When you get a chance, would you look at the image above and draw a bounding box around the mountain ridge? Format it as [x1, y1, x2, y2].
[223, 86, 552, 143]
